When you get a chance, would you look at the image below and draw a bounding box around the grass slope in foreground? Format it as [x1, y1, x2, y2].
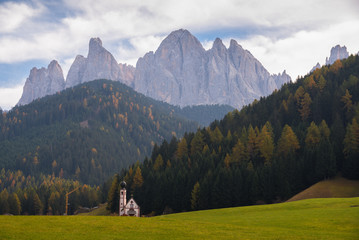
[1, 198, 359, 240]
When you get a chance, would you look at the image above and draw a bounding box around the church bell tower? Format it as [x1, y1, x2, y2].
[119, 181, 127, 216]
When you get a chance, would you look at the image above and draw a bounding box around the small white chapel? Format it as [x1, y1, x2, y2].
[119, 181, 140, 217]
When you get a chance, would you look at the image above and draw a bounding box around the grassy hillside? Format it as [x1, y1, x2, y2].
[288, 176, 359, 202]
[0, 198, 358, 240]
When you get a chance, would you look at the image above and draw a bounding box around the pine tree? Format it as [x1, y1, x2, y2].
[341, 89, 353, 117]
[277, 125, 300, 157]
[299, 93, 312, 121]
[224, 154, 231, 169]
[316, 120, 336, 180]
[190, 131, 205, 156]
[343, 118, 359, 179]
[317, 75, 326, 92]
[0, 189, 9, 214]
[258, 122, 275, 164]
[247, 125, 258, 161]
[231, 139, 247, 163]
[176, 138, 188, 159]
[132, 166, 144, 189]
[190, 181, 200, 210]
[30, 191, 43, 215]
[8, 193, 21, 215]
[153, 154, 164, 171]
[107, 174, 120, 213]
[305, 122, 321, 148]
[209, 127, 224, 144]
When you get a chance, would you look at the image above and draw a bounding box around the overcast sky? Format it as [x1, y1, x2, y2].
[0, 0, 359, 110]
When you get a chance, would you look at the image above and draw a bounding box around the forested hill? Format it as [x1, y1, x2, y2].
[0, 80, 201, 185]
[114, 55, 359, 215]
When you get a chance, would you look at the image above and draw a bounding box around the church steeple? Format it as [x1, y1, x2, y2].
[119, 181, 127, 216]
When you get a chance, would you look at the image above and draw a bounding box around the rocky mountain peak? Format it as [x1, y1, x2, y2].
[90, 37, 102, 46]
[17, 29, 292, 109]
[18, 60, 65, 106]
[65, 37, 135, 88]
[326, 45, 349, 65]
[310, 44, 350, 73]
[134, 29, 291, 108]
[310, 62, 321, 73]
[158, 29, 205, 54]
[212, 38, 227, 52]
[88, 37, 104, 56]
[48, 60, 62, 73]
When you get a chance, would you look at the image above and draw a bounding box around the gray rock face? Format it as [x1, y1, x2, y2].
[65, 55, 87, 88]
[310, 62, 321, 73]
[65, 38, 134, 88]
[325, 45, 349, 65]
[17, 30, 291, 109]
[118, 63, 135, 86]
[18, 60, 65, 105]
[134, 29, 291, 108]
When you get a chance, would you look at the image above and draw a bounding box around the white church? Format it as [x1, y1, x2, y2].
[119, 181, 140, 217]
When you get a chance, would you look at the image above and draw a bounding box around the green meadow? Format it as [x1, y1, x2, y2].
[1, 198, 358, 240]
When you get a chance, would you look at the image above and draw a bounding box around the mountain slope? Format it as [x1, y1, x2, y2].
[117, 55, 359, 215]
[0, 79, 199, 184]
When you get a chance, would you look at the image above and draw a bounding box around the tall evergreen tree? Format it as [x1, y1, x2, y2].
[8, 193, 21, 215]
[277, 124, 300, 157]
[190, 181, 200, 210]
[107, 174, 120, 213]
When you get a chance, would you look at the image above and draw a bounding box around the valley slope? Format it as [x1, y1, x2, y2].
[1, 80, 200, 184]
[116, 55, 359, 215]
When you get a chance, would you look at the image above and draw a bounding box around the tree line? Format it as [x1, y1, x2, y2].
[0, 80, 199, 185]
[108, 56, 359, 215]
[0, 168, 105, 215]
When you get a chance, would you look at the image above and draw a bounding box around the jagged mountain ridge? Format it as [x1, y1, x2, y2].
[17, 60, 65, 106]
[134, 29, 291, 108]
[311, 44, 350, 72]
[65, 38, 135, 88]
[18, 29, 292, 108]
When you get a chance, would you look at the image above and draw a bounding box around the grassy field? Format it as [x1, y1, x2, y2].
[1, 197, 358, 240]
[288, 176, 359, 202]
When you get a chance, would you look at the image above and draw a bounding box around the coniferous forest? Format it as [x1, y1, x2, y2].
[1, 56, 359, 216]
[111, 56, 359, 215]
[0, 80, 231, 215]
[0, 80, 202, 185]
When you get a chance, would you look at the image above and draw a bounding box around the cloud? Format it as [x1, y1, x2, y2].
[0, 1, 42, 33]
[237, 20, 359, 78]
[1, 0, 358, 65]
[1, 0, 359, 110]
[0, 84, 24, 110]
[113, 35, 166, 66]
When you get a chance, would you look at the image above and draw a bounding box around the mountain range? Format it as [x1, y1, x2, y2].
[18, 29, 291, 109]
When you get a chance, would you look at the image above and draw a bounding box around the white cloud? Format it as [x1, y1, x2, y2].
[237, 20, 359, 78]
[1, 0, 358, 65]
[0, 84, 24, 110]
[0, 1, 42, 33]
[0, 0, 359, 100]
[113, 35, 166, 66]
